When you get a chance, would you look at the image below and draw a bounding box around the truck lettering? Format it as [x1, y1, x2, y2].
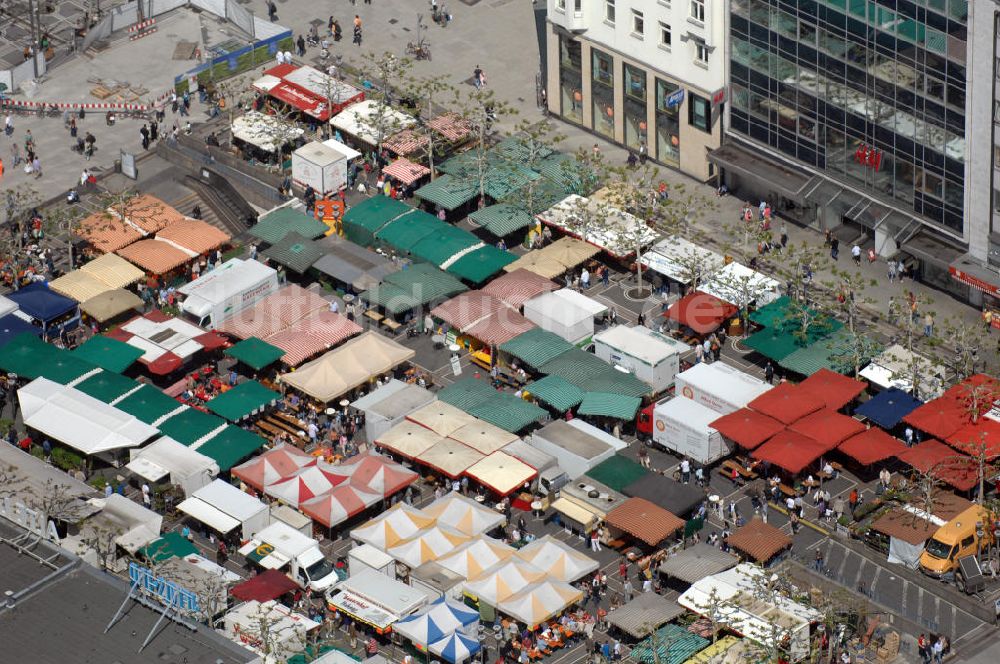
[242, 282, 275, 303]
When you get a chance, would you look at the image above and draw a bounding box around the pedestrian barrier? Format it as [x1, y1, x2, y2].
[0, 98, 148, 111]
[129, 27, 158, 41]
[127, 18, 157, 32]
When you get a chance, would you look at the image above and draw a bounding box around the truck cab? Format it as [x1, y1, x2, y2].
[919, 505, 993, 578]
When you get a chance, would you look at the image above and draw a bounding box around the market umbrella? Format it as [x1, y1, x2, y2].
[300, 484, 382, 528]
[394, 597, 479, 648]
[429, 631, 481, 664]
[231, 443, 317, 491]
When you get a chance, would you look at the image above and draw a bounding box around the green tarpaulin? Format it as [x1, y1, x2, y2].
[499, 328, 575, 370]
[743, 316, 843, 362]
[71, 336, 144, 373]
[525, 375, 584, 412]
[158, 407, 226, 445]
[468, 204, 535, 238]
[778, 328, 881, 377]
[468, 394, 546, 433]
[207, 380, 280, 421]
[414, 174, 479, 211]
[437, 377, 496, 412]
[196, 425, 267, 471]
[586, 455, 648, 492]
[225, 337, 285, 370]
[361, 263, 468, 315]
[343, 196, 413, 247]
[409, 227, 480, 267]
[250, 206, 329, 245]
[73, 371, 139, 403]
[0, 333, 64, 379]
[630, 624, 709, 664]
[115, 385, 182, 424]
[538, 348, 651, 398]
[748, 295, 793, 328]
[446, 246, 518, 285]
[261, 231, 325, 273]
[139, 532, 199, 562]
[577, 392, 642, 420]
[375, 209, 447, 251]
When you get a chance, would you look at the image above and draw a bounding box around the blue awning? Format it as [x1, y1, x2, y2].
[6, 284, 78, 321]
[854, 387, 923, 429]
[0, 314, 41, 348]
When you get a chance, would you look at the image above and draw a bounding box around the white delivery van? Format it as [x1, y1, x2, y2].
[593, 325, 689, 393]
[238, 522, 339, 593]
[674, 361, 772, 415]
[652, 395, 730, 464]
[177, 258, 279, 329]
[326, 568, 429, 632]
[291, 139, 361, 195]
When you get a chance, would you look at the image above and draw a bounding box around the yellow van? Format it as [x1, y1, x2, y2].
[919, 505, 994, 577]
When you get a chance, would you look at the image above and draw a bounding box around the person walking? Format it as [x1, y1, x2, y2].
[589, 528, 602, 552]
[931, 637, 944, 664]
[851, 244, 861, 265]
[985, 308, 994, 333]
[473, 65, 484, 89]
[353, 24, 363, 45]
[764, 361, 775, 384]
[140, 123, 150, 150]
[31, 155, 41, 178]
[917, 634, 929, 664]
[924, 312, 934, 337]
[814, 548, 824, 572]
[267, 0, 277, 21]
[830, 236, 839, 260]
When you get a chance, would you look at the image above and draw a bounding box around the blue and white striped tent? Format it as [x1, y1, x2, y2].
[394, 596, 479, 648]
[429, 631, 482, 664]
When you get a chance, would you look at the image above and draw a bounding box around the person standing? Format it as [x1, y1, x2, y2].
[267, 0, 277, 21]
[931, 637, 944, 664]
[140, 123, 150, 150]
[917, 634, 929, 664]
[851, 244, 861, 265]
[589, 528, 601, 552]
[985, 308, 994, 333]
[680, 458, 691, 484]
[830, 236, 839, 260]
[924, 312, 934, 337]
[764, 361, 775, 384]
[31, 155, 41, 178]
[814, 548, 824, 571]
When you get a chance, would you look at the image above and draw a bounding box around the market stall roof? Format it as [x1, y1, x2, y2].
[301, 484, 383, 527]
[431, 292, 509, 331]
[71, 370, 139, 403]
[537, 349, 651, 398]
[80, 289, 143, 323]
[797, 368, 868, 410]
[481, 269, 559, 309]
[742, 317, 842, 362]
[576, 392, 642, 420]
[71, 336, 144, 373]
[262, 232, 325, 273]
[216, 284, 329, 340]
[446, 246, 518, 285]
[423, 493, 507, 537]
[751, 430, 830, 474]
[138, 531, 200, 563]
[382, 128, 429, 156]
[79, 252, 145, 288]
[157, 218, 231, 255]
[338, 451, 419, 497]
[436, 537, 515, 580]
[429, 631, 482, 664]
[780, 327, 877, 383]
[726, 518, 792, 563]
[7, 283, 79, 321]
[870, 508, 941, 546]
[468, 204, 535, 238]
[250, 206, 329, 245]
[463, 310, 537, 348]
[605, 497, 684, 546]
[748, 295, 793, 328]
[225, 337, 285, 370]
[407, 401, 479, 437]
[514, 535, 598, 582]
[375, 209, 447, 252]
[231, 110, 305, 152]
[697, 261, 782, 308]
[393, 596, 480, 649]
[747, 382, 825, 424]
[278, 331, 415, 402]
[329, 100, 417, 145]
[462, 558, 547, 606]
[709, 408, 785, 449]
[854, 388, 923, 429]
[76, 209, 144, 254]
[500, 251, 569, 280]
[437, 377, 500, 412]
[158, 406, 227, 446]
[264, 461, 352, 507]
[387, 525, 471, 568]
[658, 543, 738, 584]
[903, 397, 969, 440]
[115, 384, 183, 424]
[448, 422, 519, 455]
[414, 174, 480, 211]
[0, 334, 93, 383]
[342, 195, 414, 247]
[231, 569, 299, 603]
[860, 343, 948, 400]
[416, 438, 484, 478]
[946, 417, 1000, 458]
[0, 316, 37, 348]
[427, 113, 473, 142]
[18, 377, 158, 455]
[498, 327, 575, 369]
[0, 294, 15, 318]
[524, 375, 584, 412]
[116, 239, 193, 275]
[464, 451, 537, 496]
[377, 420, 446, 458]
[383, 158, 430, 186]
[206, 380, 280, 421]
[639, 236, 725, 283]
[362, 263, 469, 315]
[231, 443, 316, 491]
[788, 408, 867, 448]
[537, 194, 658, 258]
[622, 474, 705, 517]
[351, 502, 437, 548]
[585, 455, 648, 492]
[312, 235, 401, 290]
[50, 270, 114, 303]
[665, 291, 737, 335]
[497, 580, 583, 629]
[127, 435, 219, 486]
[262, 64, 364, 120]
[607, 594, 686, 642]
[838, 428, 907, 466]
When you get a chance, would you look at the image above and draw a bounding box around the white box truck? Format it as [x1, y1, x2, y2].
[674, 361, 772, 415]
[238, 522, 340, 593]
[592, 325, 689, 393]
[291, 139, 361, 195]
[651, 395, 731, 464]
[177, 258, 279, 329]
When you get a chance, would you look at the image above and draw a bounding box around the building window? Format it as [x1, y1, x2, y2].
[591, 49, 615, 139]
[624, 63, 647, 102]
[624, 64, 648, 149]
[994, 189, 1000, 213]
[559, 36, 583, 124]
[688, 93, 710, 132]
[574, 0, 582, 13]
[592, 48, 614, 86]
[655, 79, 681, 165]
[632, 9, 644, 36]
[695, 42, 709, 65]
[690, 0, 705, 22]
[556, 0, 565, 10]
[605, 0, 615, 23]
[659, 22, 671, 49]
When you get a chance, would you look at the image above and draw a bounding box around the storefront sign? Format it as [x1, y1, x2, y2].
[854, 143, 883, 172]
[665, 89, 685, 108]
[948, 266, 1000, 298]
[711, 88, 726, 106]
[0, 497, 60, 541]
[129, 562, 201, 613]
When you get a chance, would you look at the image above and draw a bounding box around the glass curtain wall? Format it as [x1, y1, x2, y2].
[592, 48, 616, 139]
[559, 36, 584, 124]
[656, 79, 681, 166]
[623, 63, 648, 150]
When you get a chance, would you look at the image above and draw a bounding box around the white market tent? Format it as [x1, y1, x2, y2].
[462, 558, 547, 606]
[177, 479, 269, 540]
[859, 343, 947, 399]
[82, 493, 163, 554]
[537, 194, 659, 258]
[500, 439, 556, 475]
[330, 100, 418, 146]
[351, 502, 437, 549]
[377, 420, 447, 459]
[406, 401, 479, 437]
[231, 110, 305, 153]
[422, 493, 506, 536]
[678, 564, 820, 662]
[464, 451, 538, 497]
[514, 535, 599, 582]
[0, 293, 18, 318]
[496, 580, 583, 629]
[523, 289, 607, 344]
[394, 596, 480, 648]
[436, 537, 516, 581]
[697, 262, 781, 309]
[120, 315, 207, 365]
[387, 525, 471, 569]
[352, 380, 436, 442]
[18, 377, 157, 456]
[529, 419, 618, 481]
[126, 436, 220, 496]
[639, 237, 725, 284]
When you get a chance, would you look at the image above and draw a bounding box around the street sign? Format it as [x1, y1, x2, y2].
[711, 88, 726, 106]
[128, 562, 201, 613]
[450, 355, 462, 376]
[666, 88, 685, 108]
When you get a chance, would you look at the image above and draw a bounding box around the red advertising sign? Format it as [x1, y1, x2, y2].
[854, 143, 883, 172]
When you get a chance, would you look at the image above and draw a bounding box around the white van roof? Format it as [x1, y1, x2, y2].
[177, 258, 276, 303]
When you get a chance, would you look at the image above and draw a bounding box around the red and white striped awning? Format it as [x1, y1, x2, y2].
[383, 129, 429, 156]
[383, 158, 431, 185]
[949, 265, 1000, 297]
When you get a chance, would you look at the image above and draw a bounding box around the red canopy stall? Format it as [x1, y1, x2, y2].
[797, 368, 866, 411]
[231, 569, 299, 602]
[788, 409, 866, 448]
[747, 383, 824, 425]
[253, 63, 364, 121]
[752, 430, 831, 474]
[837, 428, 906, 465]
[710, 408, 785, 450]
[665, 292, 737, 335]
